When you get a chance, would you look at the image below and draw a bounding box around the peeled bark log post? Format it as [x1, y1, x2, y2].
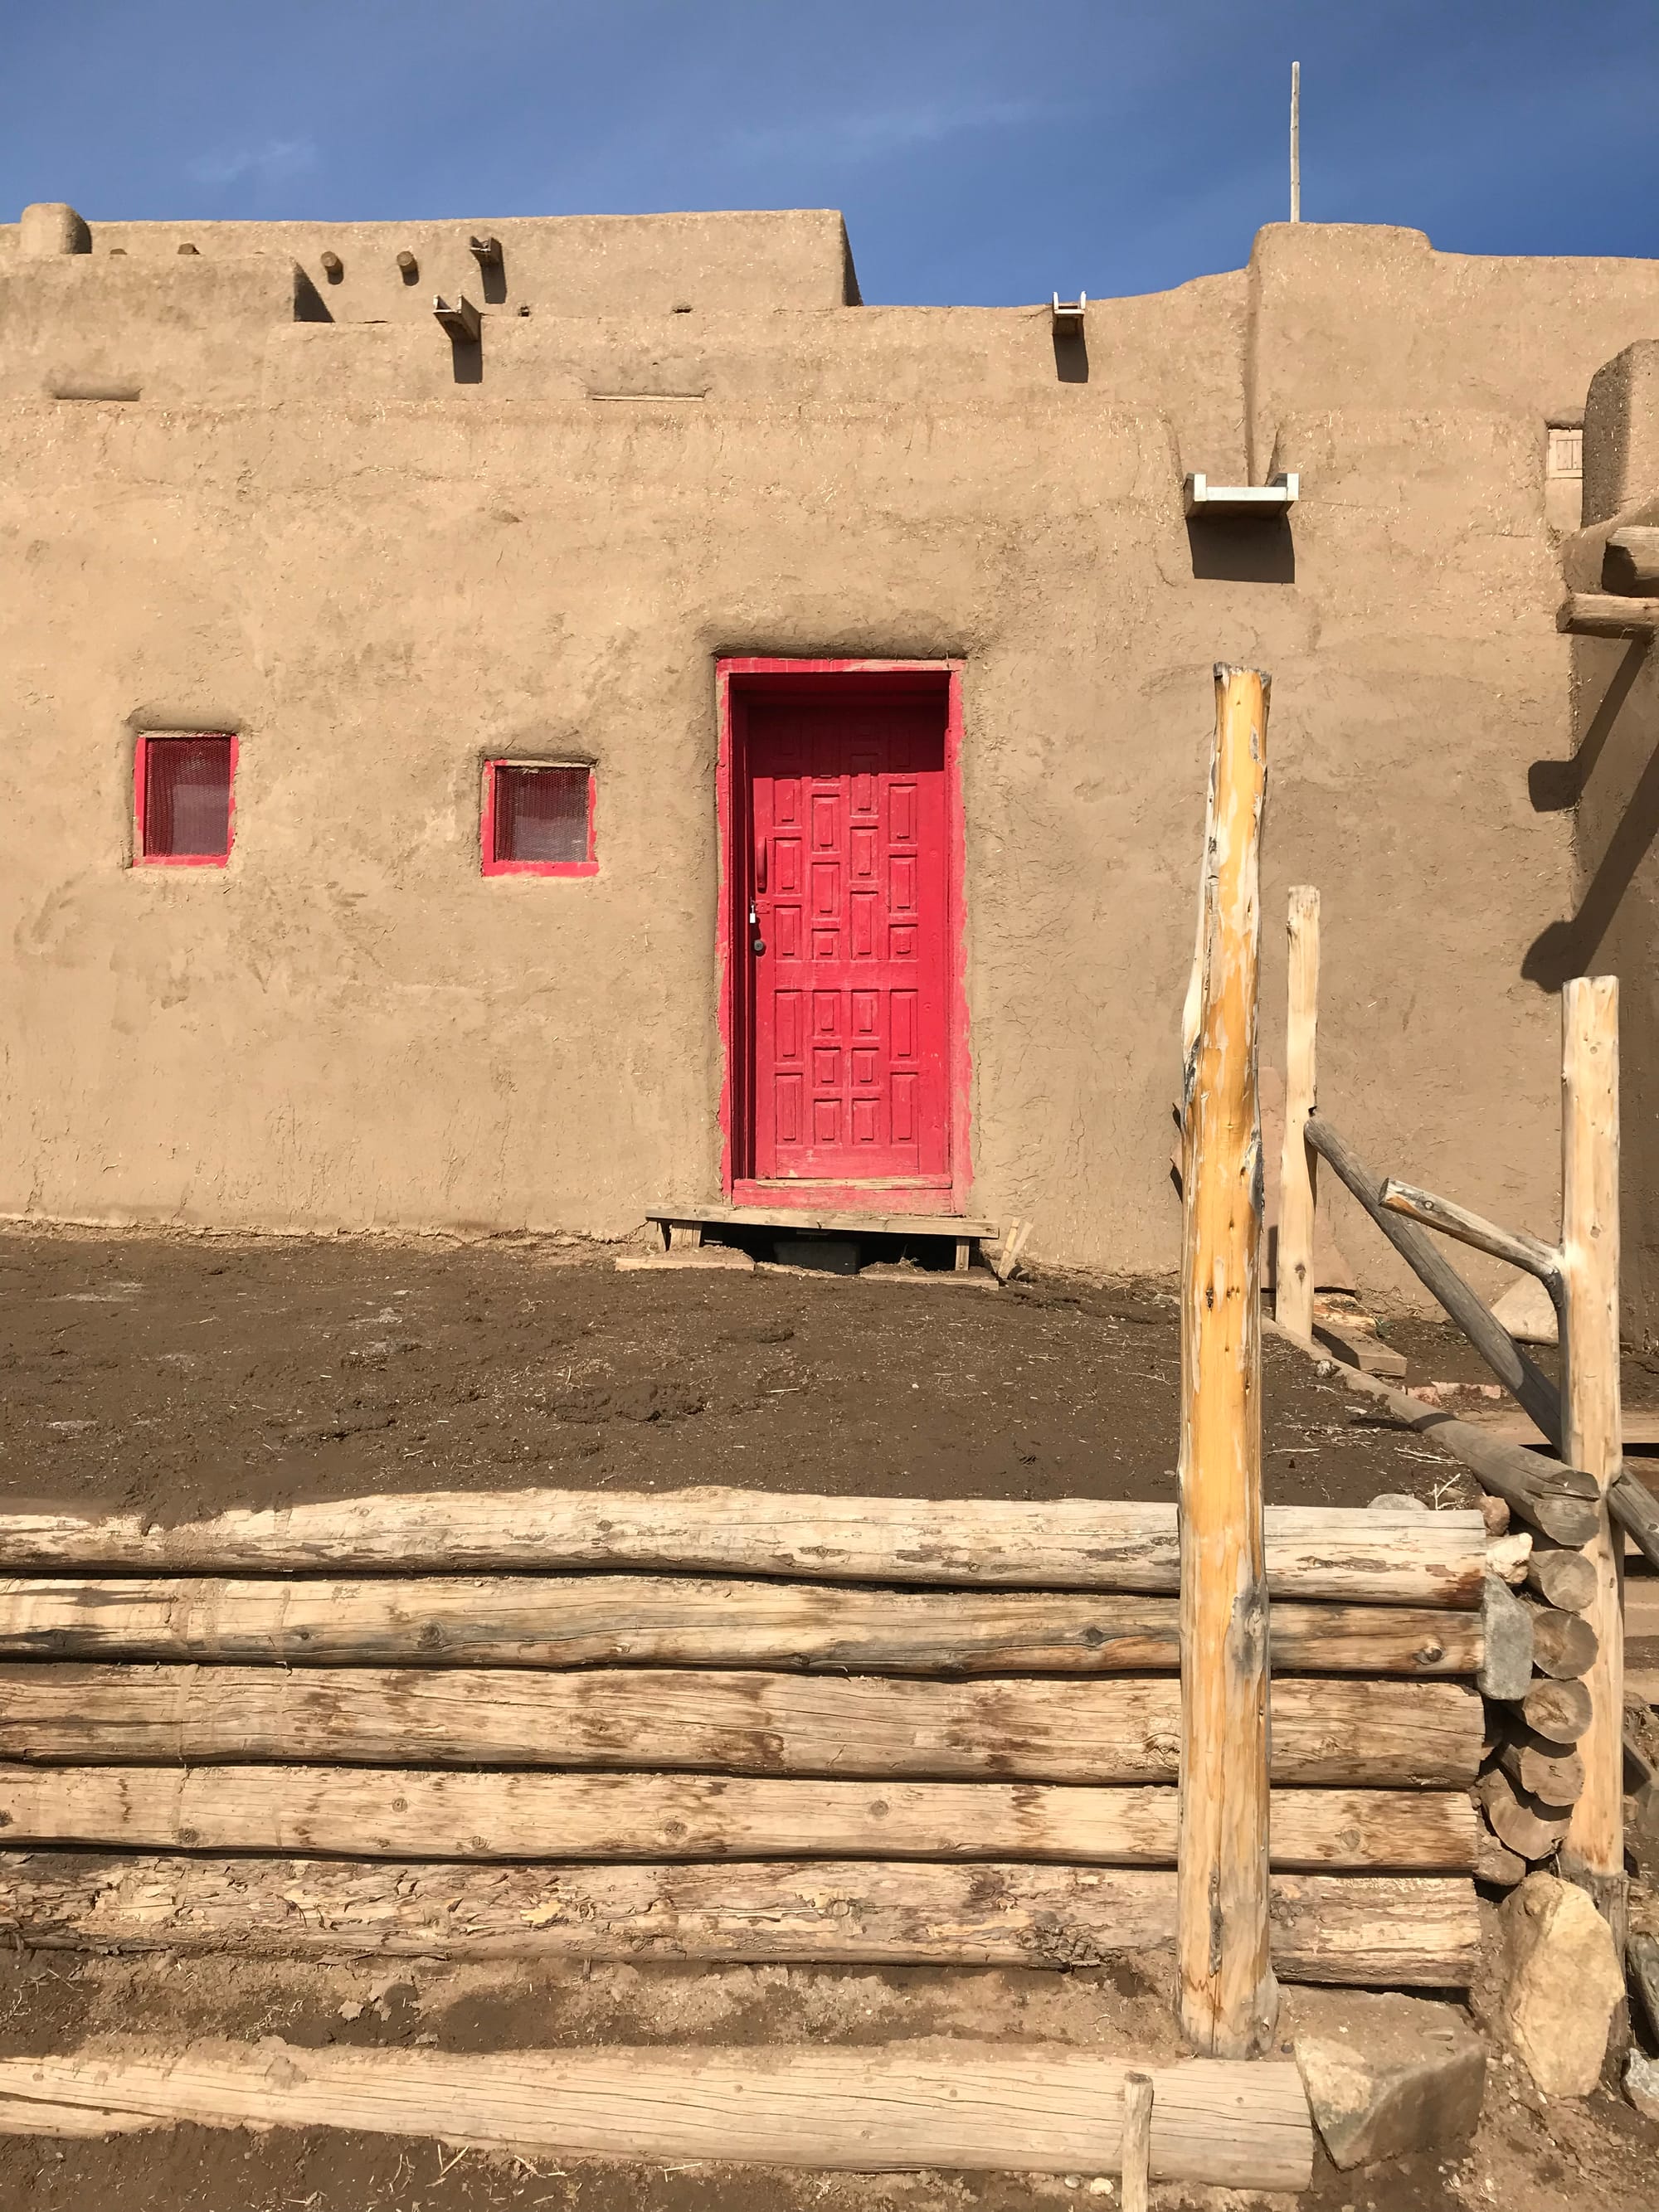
[1275, 886, 1320, 1339]
[1557, 976, 1627, 1959]
[1176, 664, 1277, 2058]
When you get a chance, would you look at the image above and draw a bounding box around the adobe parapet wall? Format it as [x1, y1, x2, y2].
[2, 204, 1659, 1307]
[0, 205, 862, 318]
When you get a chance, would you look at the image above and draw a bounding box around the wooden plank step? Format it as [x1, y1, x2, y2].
[650, 1203, 1000, 1237]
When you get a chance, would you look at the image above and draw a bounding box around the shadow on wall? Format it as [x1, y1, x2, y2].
[1524, 638, 1655, 990]
[1185, 517, 1296, 584]
[1053, 328, 1087, 385]
[450, 336, 482, 386]
[1529, 639, 1647, 812]
[293, 269, 333, 323]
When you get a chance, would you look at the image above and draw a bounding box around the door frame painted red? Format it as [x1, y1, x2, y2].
[716, 657, 971, 1217]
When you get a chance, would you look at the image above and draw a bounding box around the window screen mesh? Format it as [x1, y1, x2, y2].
[494, 765, 590, 865]
[143, 737, 233, 858]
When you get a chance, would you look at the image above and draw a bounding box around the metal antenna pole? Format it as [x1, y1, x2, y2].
[1290, 61, 1301, 222]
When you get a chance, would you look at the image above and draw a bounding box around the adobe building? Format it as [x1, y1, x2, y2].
[2, 201, 1658, 1319]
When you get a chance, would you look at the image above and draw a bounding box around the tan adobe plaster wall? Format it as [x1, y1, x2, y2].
[1567, 635, 1659, 1342]
[2, 211, 1657, 1297]
[0, 207, 860, 318]
[1561, 341, 1659, 1340]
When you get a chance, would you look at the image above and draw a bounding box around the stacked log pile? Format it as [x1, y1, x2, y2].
[0, 1486, 1494, 1985]
[1472, 1480, 1605, 1882]
[1297, 1356, 1623, 1889]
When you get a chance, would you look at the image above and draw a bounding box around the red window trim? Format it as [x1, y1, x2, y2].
[480, 760, 599, 878]
[714, 658, 972, 1218]
[132, 732, 238, 869]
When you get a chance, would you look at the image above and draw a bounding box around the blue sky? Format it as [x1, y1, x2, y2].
[7, 1, 1657, 304]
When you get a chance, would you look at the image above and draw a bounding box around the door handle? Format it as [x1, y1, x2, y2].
[755, 841, 767, 896]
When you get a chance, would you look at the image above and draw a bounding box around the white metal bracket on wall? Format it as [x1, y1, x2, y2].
[1184, 473, 1300, 518]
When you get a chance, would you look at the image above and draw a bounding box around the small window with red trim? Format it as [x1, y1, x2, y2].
[482, 761, 596, 876]
[134, 733, 236, 866]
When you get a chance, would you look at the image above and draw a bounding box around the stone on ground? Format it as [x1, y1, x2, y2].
[1490, 1272, 1558, 1345]
[1627, 2051, 1659, 2122]
[1499, 1874, 1623, 2097]
[1291, 1990, 1486, 2171]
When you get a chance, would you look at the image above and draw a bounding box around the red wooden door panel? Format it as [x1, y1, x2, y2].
[747, 695, 950, 1184]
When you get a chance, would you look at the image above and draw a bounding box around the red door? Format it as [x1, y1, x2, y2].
[745, 691, 951, 1185]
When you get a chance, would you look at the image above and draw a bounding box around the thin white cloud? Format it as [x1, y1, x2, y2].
[732, 96, 1050, 166]
[187, 138, 319, 188]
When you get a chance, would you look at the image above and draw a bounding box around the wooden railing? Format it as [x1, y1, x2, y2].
[1272, 888, 1647, 1966]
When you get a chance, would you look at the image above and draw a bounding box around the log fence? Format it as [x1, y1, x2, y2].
[1271, 885, 1645, 1982]
[0, 1483, 1488, 1996]
[0, 668, 1523, 2171]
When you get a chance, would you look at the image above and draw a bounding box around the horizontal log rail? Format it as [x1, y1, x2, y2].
[0, 1766, 1478, 1869]
[0, 1666, 1484, 1786]
[1379, 1178, 1563, 1302]
[0, 1577, 1481, 1677]
[1612, 1466, 1659, 1571]
[0, 1855, 1481, 1986]
[1304, 1117, 1562, 1445]
[1296, 1339, 1597, 1547]
[0, 2039, 1318, 2185]
[0, 1490, 1488, 1607]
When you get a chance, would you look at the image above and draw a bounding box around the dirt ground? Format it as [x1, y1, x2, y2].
[0, 1224, 1655, 2212]
[0, 1225, 1499, 1519]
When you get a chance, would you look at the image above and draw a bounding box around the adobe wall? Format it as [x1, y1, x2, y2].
[1563, 341, 1659, 1340]
[2, 207, 1657, 1300]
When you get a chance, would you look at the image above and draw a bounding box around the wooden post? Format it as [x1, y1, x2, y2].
[1121, 2071, 1154, 2212]
[1275, 887, 1319, 1339]
[1558, 977, 1626, 1964]
[1177, 664, 1277, 2058]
